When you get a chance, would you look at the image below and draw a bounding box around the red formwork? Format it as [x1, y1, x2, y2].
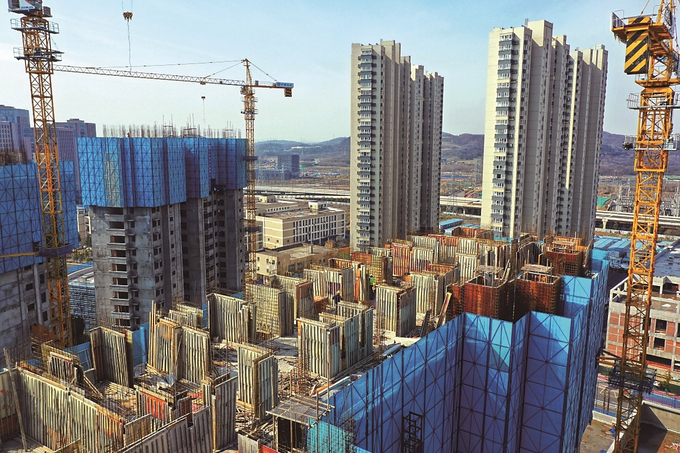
[544, 250, 584, 276]
[448, 283, 464, 319]
[461, 278, 509, 319]
[513, 273, 563, 321]
[329, 258, 354, 270]
[390, 242, 413, 277]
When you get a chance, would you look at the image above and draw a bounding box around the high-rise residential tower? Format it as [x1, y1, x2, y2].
[480, 21, 607, 241]
[350, 40, 444, 250]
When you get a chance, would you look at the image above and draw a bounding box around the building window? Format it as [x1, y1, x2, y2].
[653, 337, 665, 349]
[655, 319, 667, 334]
[42, 311, 48, 322]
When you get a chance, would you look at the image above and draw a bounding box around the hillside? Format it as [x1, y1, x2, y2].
[254, 131, 676, 176]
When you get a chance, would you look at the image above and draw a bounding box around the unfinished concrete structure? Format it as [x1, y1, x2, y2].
[0, 161, 77, 362]
[79, 128, 246, 328]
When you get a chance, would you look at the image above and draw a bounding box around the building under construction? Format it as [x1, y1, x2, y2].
[0, 159, 78, 363]
[79, 127, 247, 328]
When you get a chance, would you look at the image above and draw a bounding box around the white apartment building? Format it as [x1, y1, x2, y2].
[350, 40, 444, 251]
[481, 20, 608, 241]
[256, 198, 345, 249]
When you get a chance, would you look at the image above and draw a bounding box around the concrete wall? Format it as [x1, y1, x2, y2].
[641, 401, 680, 433]
[0, 264, 47, 364]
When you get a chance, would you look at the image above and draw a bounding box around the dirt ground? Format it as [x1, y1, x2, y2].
[580, 419, 615, 452]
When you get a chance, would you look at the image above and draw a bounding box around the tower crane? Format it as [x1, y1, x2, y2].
[607, 2, 680, 451]
[8, 1, 292, 345]
[8, 0, 72, 348]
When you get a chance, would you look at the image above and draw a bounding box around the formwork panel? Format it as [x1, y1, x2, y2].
[208, 293, 251, 344]
[212, 376, 238, 449]
[237, 344, 279, 420]
[297, 318, 342, 378]
[248, 284, 292, 336]
[90, 326, 131, 387]
[271, 275, 315, 321]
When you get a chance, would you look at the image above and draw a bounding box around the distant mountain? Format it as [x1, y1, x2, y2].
[600, 131, 680, 175]
[255, 131, 679, 176]
[442, 132, 483, 161]
[255, 137, 350, 166]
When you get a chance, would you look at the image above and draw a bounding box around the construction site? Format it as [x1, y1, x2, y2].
[0, 228, 610, 452]
[1, 0, 680, 452]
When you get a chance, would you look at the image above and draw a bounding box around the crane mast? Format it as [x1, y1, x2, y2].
[610, 2, 679, 451]
[9, 0, 72, 348]
[242, 60, 258, 301]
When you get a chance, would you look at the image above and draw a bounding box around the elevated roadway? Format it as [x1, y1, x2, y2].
[255, 185, 680, 230]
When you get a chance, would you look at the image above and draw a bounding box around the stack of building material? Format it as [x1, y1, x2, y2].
[409, 269, 454, 315]
[375, 285, 416, 336]
[90, 327, 133, 387]
[208, 293, 254, 344]
[248, 283, 293, 336]
[270, 275, 315, 321]
[237, 344, 279, 420]
[297, 318, 342, 379]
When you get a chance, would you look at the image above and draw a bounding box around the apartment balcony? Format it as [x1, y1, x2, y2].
[104, 213, 125, 222]
[109, 284, 129, 293]
[110, 311, 132, 319]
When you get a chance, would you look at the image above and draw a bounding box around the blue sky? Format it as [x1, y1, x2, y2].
[0, 0, 656, 142]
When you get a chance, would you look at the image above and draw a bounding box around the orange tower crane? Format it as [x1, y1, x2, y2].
[608, 2, 679, 451]
[8, 0, 72, 347]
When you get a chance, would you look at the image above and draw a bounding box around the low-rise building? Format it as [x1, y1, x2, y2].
[256, 198, 345, 249]
[606, 239, 680, 379]
[255, 244, 338, 278]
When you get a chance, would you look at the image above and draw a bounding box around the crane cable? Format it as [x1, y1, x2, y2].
[122, 0, 133, 71]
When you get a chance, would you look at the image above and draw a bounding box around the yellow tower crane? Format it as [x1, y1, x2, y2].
[607, 2, 679, 451]
[8, 0, 72, 348]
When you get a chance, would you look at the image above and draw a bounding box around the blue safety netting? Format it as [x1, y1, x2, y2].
[319, 262, 609, 453]
[0, 162, 77, 273]
[79, 137, 246, 208]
